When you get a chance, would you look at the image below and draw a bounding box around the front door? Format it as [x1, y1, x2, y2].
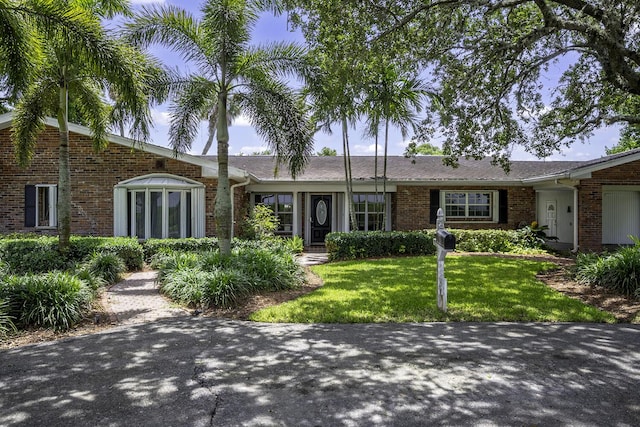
[310, 195, 332, 244]
[546, 200, 557, 237]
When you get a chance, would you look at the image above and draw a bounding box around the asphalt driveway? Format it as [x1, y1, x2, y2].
[1, 320, 639, 426]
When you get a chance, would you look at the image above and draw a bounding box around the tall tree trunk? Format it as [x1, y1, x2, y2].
[373, 126, 380, 230]
[201, 110, 216, 155]
[57, 85, 71, 253]
[382, 117, 389, 229]
[215, 90, 232, 256]
[342, 116, 358, 231]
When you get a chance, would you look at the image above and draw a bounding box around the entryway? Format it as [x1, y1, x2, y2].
[310, 194, 332, 245]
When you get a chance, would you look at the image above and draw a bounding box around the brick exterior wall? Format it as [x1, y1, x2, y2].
[394, 185, 536, 231]
[0, 126, 221, 237]
[578, 159, 640, 251]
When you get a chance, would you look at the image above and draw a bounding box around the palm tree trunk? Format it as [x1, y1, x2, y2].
[382, 117, 389, 230]
[201, 111, 216, 155]
[215, 90, 232, 256]
[373, 127, 380, 230]
[57, 85, 71, 253]
[342, 116, 358, 231]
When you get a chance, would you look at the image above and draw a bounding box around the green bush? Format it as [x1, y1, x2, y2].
[143, 238, 219, 261]
[0, 236, 143, 274]
[241, 204, 280, 240]
[0, 298, 16, 338]
[452, 229, 519, 252]
[575, 246, 640, 296]
[284, 235, 304, 254]
[326, 231, 437, 261]
[1, 272, 92, 331]
[155, 244, 304, 308]
[0, 238, 68, 274]
[69, 237, 143, 271]
[81, 252, 126, 285]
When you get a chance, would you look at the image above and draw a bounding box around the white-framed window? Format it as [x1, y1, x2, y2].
[114, 174, 205, 239]
[443, 191, 496, 221]
[352, 193, 386, 231]
[253, 193, 293, 234]
[36, 185, 57, 228]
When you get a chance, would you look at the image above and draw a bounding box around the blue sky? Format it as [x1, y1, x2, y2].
[129, 0, 622, 161]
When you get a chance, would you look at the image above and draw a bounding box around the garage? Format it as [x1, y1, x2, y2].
[602, 190, 640, 245]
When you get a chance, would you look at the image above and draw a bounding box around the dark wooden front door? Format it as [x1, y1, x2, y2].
[310, 195, 332, 244]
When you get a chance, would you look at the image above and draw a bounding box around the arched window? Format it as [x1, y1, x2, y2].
[114, 174, 205, 239]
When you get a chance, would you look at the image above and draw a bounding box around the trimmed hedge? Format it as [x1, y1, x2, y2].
[143, 238, 219, 261]
[326, 228, 547, 260]
[326, 231, 437, 260]
[0, 236, 143, 274]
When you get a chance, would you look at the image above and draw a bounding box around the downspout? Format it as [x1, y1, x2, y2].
[230, 174, 251, 239]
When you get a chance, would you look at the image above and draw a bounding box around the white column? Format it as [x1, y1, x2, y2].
[292, 191, 299, 236]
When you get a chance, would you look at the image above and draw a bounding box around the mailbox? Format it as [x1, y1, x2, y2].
[436, 229, 456, 251]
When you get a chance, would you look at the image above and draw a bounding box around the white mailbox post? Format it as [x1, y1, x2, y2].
[434, 208, 455, 312]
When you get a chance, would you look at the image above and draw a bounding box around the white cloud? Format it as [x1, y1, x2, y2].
[232, 114, 251, 127]
[234, 145, 269, 155]
[352, 143, 382, 155]
[151, 109, 171, 127]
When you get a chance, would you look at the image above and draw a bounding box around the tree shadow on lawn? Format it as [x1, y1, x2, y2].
[0, 319, 638, 426]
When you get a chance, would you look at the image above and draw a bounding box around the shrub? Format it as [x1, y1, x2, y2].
[326, 231, 436, 260]
[241, 204, 280, 240]
[81, 252, 126, 285]
[160, 269, 209, 306]
[575, 246, 640, 296]
[1, 272, 92, 331]
[143, 238, 219, 261]
[283, 235, 304, 254]
[0, 236, 143, 274]
[0, 238, 68, 274]
[0, 298, 16, 338]
[203, 267, 251, 308]
[452, 229, 519, 253]
[154, 244, 304, 308]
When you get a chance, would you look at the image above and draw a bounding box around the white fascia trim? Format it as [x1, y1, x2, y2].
[246, 183, 398, 193]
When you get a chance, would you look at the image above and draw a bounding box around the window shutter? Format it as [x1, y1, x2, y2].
[113, 187, 128, 236]
[498, 189, 508, 224]
[25, 185, 36, 227]
[429, 189, 440, 224]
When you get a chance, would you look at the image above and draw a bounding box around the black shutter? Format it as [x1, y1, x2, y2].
[498, 189, 508, 224]
[25, 185, 36, 227]
[429, 189, 440, 224]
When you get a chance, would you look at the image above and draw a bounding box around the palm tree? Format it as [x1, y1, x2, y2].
[12, 0, 154, 252]
[124, 0, 313, 255]
[200, 96, 242, 155]
[363, 65, 424, 227]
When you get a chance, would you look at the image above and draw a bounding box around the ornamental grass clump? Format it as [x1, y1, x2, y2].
[1, 272, 92, 331]
[575, 244, 640, 297]
[81, 252, 127, 286]
[154, 246, 305, 309]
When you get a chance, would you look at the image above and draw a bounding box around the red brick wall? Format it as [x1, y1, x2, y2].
[394, 185, 536, 231]
[0, 126, 220, 236]
[578, 159, 640, 251]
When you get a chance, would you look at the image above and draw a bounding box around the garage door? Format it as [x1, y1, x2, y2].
[602, 191, 640, 244]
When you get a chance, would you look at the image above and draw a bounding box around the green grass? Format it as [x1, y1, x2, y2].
[250, 255, 616, 323]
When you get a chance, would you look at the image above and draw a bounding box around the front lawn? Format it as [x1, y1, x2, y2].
[250, 255, 616, 323]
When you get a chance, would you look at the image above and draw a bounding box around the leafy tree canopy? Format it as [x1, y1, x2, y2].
[316, 146, 336, 156]
[404, 141, 443, 157]
[285, 0, 640, 169]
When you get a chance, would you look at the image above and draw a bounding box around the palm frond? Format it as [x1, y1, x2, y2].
[201, 0, 259, 67]
[11, 80, 56, 167]
[69, 79, 110, 150]
[168, 76, 218, 154]
[122, 4, 211, 72]
[236, 78, 313, 178]
[239, 41, 310, 81]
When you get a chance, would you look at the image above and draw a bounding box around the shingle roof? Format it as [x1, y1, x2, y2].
[203, 155, 585, 183]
